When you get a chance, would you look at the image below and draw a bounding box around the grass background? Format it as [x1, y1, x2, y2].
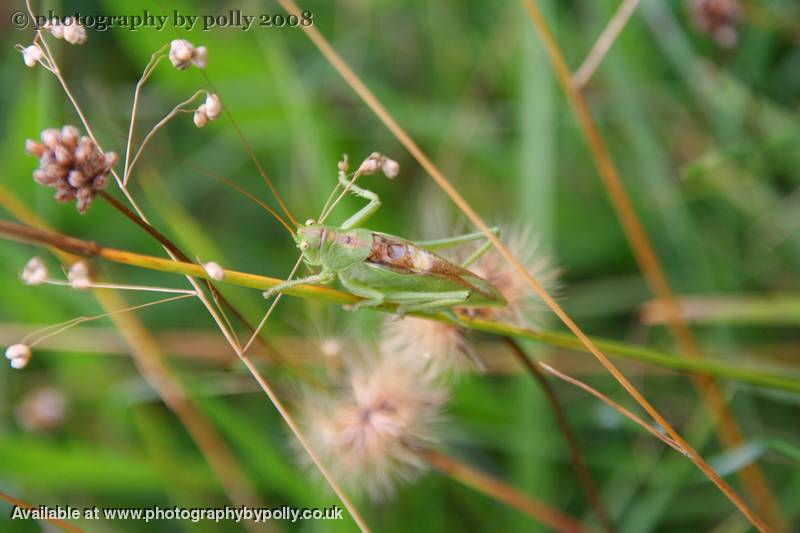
[1, 0, 799, 531]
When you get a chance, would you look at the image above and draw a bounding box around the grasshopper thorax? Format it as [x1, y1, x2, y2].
[295, 223, 374, 270]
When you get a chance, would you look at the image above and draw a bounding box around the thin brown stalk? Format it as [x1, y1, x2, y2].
[21, 5, 364, 523]
[274, 1, 768, 529]
[423, 449, 587, 533]
[520, 1, 783, 529]
[572, 0, 641, 90]
[0, 187, 266, 527]
[504, 337, 613, 532]
[97, 190, 284, 364]
[537, 363, 684, 453]
[0, 490, 85, 533]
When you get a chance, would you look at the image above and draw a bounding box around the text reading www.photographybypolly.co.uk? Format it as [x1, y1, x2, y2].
[10, 505, 343, 523]
[10, 9, 314, 31]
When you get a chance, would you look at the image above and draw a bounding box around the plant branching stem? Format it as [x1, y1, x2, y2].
[504, 337, 613, 532]
[3, 218, 799, 396]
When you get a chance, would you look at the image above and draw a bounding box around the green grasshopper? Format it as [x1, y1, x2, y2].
[261, 155, 507, 316]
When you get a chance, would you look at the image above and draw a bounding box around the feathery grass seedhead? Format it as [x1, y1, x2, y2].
[688, 0, 741, 48]
[299, 351, 448, 500]
[169, 39, 208, 70]
[466, 226, 560, 324]
[26, 126, 117, 213]
[21, 257, 48, 286]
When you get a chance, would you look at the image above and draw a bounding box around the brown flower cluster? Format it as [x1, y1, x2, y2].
[689, 0, 741, 48]
[26, 126, 117, 213]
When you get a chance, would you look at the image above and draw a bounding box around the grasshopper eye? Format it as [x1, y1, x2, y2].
[305, 218, 315, 226]
[299, 241, 310, 251]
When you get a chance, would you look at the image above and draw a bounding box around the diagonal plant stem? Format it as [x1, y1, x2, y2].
[4, 217, 800, 394]
[0, 187, 267, 526]
[271, 1, 768, 529]
[519, 1, 784, 529]
[424, 450, 587, 533]
[572, 0, 641, 90]
[21, 5, 367, 526]
[504, 337, 613, 532]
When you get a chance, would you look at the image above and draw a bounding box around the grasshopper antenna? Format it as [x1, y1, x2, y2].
[164, 155, 296, 237]
[199, 71, 300, 229]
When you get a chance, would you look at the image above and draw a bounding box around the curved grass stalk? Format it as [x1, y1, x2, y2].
[519, 1, 783, 528]
[3, 218, 799, 396]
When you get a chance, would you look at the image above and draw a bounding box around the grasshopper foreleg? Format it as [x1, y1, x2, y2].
[262, 271, 335, 299]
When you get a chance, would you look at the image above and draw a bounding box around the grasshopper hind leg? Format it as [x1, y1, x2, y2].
[338, 273, 386, 311]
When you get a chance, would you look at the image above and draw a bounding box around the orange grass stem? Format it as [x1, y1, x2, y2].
[424, 450, 587, 533]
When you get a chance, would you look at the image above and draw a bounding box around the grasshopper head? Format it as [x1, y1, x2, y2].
[294, 222, 324, 265]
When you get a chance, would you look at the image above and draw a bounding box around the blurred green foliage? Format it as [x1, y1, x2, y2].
[1, 0, 799, 531]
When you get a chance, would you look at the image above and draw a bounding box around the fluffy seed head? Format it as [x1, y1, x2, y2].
[25, 126, 116, 213]
[466, 226, 560, 324]
[300, 352, 447, 499]
[6, 344, 32, 369]
[21, 257, 48, 286]
[381, 317, 472, 375]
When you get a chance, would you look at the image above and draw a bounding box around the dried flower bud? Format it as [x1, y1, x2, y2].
[61, 126, 79, 147]
[21, 44, 44, 67]
[358, 153, 381, 175]
[27, 126, 115, 213]
[68, 261, 92, 289]
[169, 39, 207, 70]
[192, 46, 208, 69]
[204, 94, 222, 120]
[21, 257, 48, 286]
[381, 158, 399, 179]
[41, 128, 61, 149]
[5, 344, 32, 369]
[63, 23, 87, 45]
[688, 0, 741, 48]
[25, 139, 45, 158]
[203, 261, 224, 281]
[44, 21, 64, 39]
[193, 106, 209, 128]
